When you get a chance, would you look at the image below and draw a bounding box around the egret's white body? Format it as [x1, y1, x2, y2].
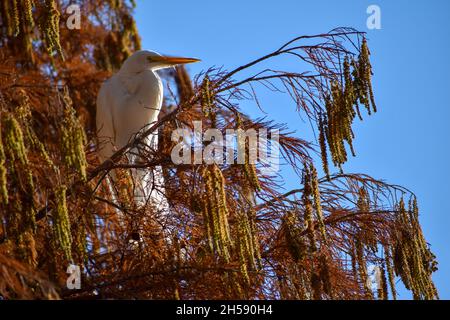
[96, 51, 199, 211]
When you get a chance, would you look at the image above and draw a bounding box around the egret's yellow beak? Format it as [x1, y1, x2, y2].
[148, 56, 201, 65]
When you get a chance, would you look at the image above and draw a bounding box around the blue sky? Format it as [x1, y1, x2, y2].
[134, 0, 450, 299]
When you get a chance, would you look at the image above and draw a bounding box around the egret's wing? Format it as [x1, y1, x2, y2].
[96, 79, 118, 162]
[96, 71, 168, 213]
[114, 71, 162, 147]
[95, 79, 123, 213]
[115, 72, 168, 211]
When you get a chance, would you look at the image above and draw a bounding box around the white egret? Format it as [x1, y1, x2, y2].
[96, 51, 200, 210]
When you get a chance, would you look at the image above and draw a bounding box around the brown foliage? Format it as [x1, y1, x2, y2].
[0, 1, 438, 300]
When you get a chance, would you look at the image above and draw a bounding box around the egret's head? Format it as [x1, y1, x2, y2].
[120, 50, 200, 73]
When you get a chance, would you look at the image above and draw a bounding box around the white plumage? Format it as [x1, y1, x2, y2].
[96, 50, 199, 210]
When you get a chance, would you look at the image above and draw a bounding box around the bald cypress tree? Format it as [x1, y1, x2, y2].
[0, 1, 438, 299]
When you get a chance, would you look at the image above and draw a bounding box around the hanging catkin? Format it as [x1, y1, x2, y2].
[243, 152, 261, 192]
[39, 0, 64, 59]
[384, 245, 397, 300]
[2, 113, 29, 166]
[282, 212, 306, 262]
[378, 264, 388, 300]
[359, 39, 377, 114]
[23, 0, 35, 27]
[0, 125, 8, 205]
[11, 0, 20, 36]
[235, 114, 261, 192]
[1, 1, 14, 36]
[392, 197, 438, 299]
[235, 209, 261, 283]
[15, 90, 57, 172]
[236, 212, 251, 284]
[201, 165, 231, 262]
[302, 165, 317, 252]
[2, 112, 35, 230]
[52, 185, 72, 261]
[355, 239, 373, 299]
[60, 90, 87, 180]
[310, 164, 326, 241]
[1, 0, 35, 36]
[318, 113, 330, 179]
[201, 76, 218, 125]
[321, 41, 377, 171]
[74, 221, 87, 263]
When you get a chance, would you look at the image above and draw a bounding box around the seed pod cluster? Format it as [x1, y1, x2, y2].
[319, 40, 377, 171]
[324, 80, 354, 169]
[391, 198, 438, 299]
[353, 39, 377, 115]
